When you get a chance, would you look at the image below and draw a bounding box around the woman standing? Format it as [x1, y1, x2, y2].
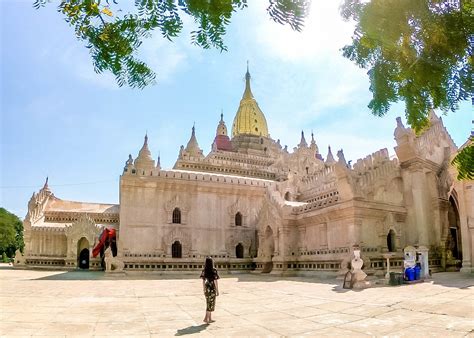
[200, 257, 220, 323]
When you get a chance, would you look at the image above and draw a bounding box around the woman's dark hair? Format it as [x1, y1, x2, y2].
[204, 257, 215, 279]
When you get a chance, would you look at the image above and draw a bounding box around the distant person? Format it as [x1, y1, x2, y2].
[200, 257, 220, 323]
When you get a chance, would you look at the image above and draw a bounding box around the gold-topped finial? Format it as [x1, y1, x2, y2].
[232, 63, 269, 138]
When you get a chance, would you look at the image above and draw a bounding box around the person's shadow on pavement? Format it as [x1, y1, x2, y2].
[175, 323, 209, 336]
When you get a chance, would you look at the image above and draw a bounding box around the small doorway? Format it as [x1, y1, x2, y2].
[446, 196, 462, 270]
[236, 243, 244, 258]
[387, 229, 396, 252]
[172, 241, 182, 258]
[77, 237, 90, 269]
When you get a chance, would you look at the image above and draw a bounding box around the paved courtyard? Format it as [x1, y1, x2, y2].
[0, 266, 473, 337]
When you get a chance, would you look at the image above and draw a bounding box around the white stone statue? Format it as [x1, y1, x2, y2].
[351, 249, 366, 280]
[104, 247, 124, 273]
[14, 249, 25, 266]
[403, 246, 416, 269]
[350, 248, 370, 288]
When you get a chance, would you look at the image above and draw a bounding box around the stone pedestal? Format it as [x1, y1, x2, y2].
[383, 253, 394, 280]
[417, 246, 429, 278]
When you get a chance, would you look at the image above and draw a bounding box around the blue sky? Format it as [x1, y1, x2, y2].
[0, 1, 471, 218]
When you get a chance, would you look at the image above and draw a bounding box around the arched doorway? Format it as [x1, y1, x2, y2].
[77, 237, 90, 269]
[172, 208, 181, 224]
[262, 226, 275, 273]
[172, 241, 182, 258]
[236, 243, 244, 258]
[446, 196, 462, 270]
[235, 212, 242, 226]
[387, 229, 396, 252]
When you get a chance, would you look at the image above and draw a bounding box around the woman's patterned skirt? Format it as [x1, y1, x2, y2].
[204, 282, 217, 311]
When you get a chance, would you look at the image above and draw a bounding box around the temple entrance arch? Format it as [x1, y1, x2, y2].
[77, 237, 90, 269]
[172, 241, 182, 258]
[446, 195, 462, 270]
[262, 226, 275, 273]
[236, 243, 244, 258]
[387, 229, 396, 252]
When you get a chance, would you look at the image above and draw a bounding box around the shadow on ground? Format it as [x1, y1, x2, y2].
[2, 264, 472, 290]
[175, 323, 209, 336]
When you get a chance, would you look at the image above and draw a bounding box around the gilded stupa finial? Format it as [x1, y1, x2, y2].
[243, 61, 253, 99]
[232, 62, 269, 138]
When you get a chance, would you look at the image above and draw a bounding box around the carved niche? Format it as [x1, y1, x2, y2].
[162, 227, 192, 257]
[64, 214, 101, 258]
[164, 194, 190, 224]
[227, 198, 246, 227]
[225, 232, 253, 258]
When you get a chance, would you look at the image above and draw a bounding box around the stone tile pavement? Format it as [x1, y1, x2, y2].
[0, 266, 473, 337]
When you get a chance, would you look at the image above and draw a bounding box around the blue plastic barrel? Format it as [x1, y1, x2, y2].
[414, 265, 421, 280]
[405, 267, 415, 281]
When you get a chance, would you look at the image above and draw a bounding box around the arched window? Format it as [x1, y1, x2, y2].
[284, 192, 290, 201]
[236, 243, 244, 258]
[172, 208, 181, 224]
[235, 212, 242, 226]
[387, 229, 396, 252]
[172, 241, 182, 258]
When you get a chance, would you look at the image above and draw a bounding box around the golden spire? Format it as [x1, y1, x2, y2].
[232, 63, 269, 138]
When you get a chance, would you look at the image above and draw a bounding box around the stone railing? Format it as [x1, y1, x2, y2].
[123, 169, 275, 188]
[291, 191, 340, 214]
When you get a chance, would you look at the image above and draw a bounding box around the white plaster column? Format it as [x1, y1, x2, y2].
[298, 225, 306, 252]
[459, 183, 473, 273]
[410, 168, 431, 246]
[320, 223, 328, 249]
[277, 227, 290, 259]
[39, 232, 43, 255]
[53, 234, 58, 256]
[346, 219, 362, 247]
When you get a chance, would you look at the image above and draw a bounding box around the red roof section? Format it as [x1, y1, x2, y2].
[214, 135, 233, 151]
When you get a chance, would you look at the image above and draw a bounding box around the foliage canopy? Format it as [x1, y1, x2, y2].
[34, 0, 309, 88]
[341, 0, 473, 133]
[0, 208, 24, 258]
[452, 141, 474, 180]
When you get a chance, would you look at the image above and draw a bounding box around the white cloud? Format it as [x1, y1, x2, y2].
[140, 36, 189, 83]
[254, 0, 355, 63]
[57, 45, 119, 90]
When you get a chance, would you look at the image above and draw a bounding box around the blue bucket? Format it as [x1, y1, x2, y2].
[405, 267, 415, 281]
[414, 265, 421, 280]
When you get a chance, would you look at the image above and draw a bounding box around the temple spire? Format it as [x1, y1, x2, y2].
[185, 124, 203, 156]
[216, 112, 228, 136]
[42, 176, 51, 193]
[243, 61, 253, 99]
[134, 133, 155, 169]
[298, 130, 308, 148]
[310, 130, 319, 154]
[326, 145, 336, 164]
